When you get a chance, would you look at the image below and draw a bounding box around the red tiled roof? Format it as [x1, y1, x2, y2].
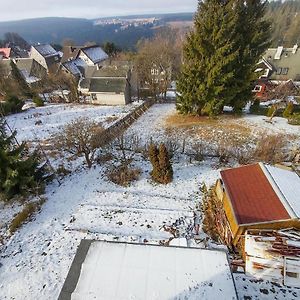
[0, 48, 11, 59]
[221, 163, 290, 225]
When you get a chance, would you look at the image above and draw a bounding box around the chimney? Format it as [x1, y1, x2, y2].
[292, 44, 298, 54]
[274, 46, 284, 60]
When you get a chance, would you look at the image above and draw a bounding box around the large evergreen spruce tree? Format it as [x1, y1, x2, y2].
[177, 0, 271, 116]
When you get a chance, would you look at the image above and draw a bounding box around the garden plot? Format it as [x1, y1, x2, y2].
[1, 103, 300, 300]
[164, 110, 300, 148]
[0, 159, 219, 300]
[5, 102, 142, 143]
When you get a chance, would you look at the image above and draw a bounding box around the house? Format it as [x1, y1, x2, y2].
[0, 48, 11, 59]
[0, 58, 47, 85]
[58, 240, 238, 300]
[61, 46, 81, 63]
[79, 65, 132, 105]
[29, 44, 61, 72]
[15, 58, 47, 85]
[215, 163, 300, 249]
[245, 228, 300, 288]
[76, 45, 108, 67]
[257, 45, 300, 84]
[61, 59, 83, 80]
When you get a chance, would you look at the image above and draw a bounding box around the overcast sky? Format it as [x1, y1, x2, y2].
[0, 0, 198, 22]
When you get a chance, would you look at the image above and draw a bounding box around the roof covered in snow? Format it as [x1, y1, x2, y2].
[33, 44, 59, 58]
[265, 165, 300, 219]
[62, 60, 82, 76]
[59, 240, 238, 300]
[81, 46, 108, 64]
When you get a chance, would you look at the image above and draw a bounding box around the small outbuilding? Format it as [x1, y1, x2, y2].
[59, 240, 238, 300]
[215, 163, 300, 248]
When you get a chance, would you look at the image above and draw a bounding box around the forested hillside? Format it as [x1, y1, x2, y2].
[0, 3, 299, 49]
[266, 0, 300, 46]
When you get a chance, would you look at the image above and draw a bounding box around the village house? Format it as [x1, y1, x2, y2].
[61, 45, 109, 79]
[253, 45, 300, 99]
[15, 58, 47, 85]
[76, 45, 108, 67]
[78, 65, 132, 105]
[215, 163, 300, 249]
[0, 58, 47, 86]
[29, 44, 61, 73]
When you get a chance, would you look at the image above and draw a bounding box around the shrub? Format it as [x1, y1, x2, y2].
[56, 164, 71, 177]
[288, 113, 300, 125]
[9, 199, 45, 234]
[283, 102, 294, 118]
[33, 96, 44, 107]
[267, 105, 276, 118]
[107, 164, 141, 186]
[202, 188, 223, 242]
[190, 141, 205, 162]
[250, 99, 260, 114]
[253, 134, 286, 163]
[0, 95, 24, 115]
[149, 143, 173, 184]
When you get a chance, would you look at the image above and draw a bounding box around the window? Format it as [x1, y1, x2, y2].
[252, 85, 262, 92]
[282, 68, 289, 75]
[276, 67, 282, 75]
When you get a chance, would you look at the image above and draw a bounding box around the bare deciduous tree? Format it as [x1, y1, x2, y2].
[135, 29, 183, 99]
[54, 117, 106, 168]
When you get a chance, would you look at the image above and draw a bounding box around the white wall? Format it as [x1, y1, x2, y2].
[29, 47, 47, 70]
[91, 93, 126, 105]
[78, 51, 94, 66]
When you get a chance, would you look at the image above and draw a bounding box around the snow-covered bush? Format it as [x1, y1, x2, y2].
[106, 164, 141, 187]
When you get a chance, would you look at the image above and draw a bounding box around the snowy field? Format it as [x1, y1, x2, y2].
[0, 103, 300, 299]
[5, 102, 142, 142]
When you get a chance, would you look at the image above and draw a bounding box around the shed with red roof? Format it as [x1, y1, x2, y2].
[215, 163, 300, 248]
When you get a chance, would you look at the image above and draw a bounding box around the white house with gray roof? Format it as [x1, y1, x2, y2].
[76, 45, 108, 67]
[30, 44, 61, 72]
[257, 44, 300, 85]
[79, 65, 132, 105]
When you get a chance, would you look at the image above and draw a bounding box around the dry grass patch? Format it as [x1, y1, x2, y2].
[9, 198, 45, 234]
[165, 113, 253, 148]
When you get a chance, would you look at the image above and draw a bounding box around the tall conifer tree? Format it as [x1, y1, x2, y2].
[177, 0, 271, 116]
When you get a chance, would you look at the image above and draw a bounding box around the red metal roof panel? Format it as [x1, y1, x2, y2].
[221, 164, 291, 225]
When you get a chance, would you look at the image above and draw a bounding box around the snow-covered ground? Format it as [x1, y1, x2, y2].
[241, 115, 300, 138]
[5, 102, 142, 143]
[0, 103, 300, 299]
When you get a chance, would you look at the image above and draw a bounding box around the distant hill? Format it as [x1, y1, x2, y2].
[0, 13, 194, 49]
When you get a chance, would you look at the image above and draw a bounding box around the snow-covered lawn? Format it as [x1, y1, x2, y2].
[0, 103, 300, 299]
[241, 115, 300, 138]
[5, 102, 142, 143]
[0, 159, 219, 299]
